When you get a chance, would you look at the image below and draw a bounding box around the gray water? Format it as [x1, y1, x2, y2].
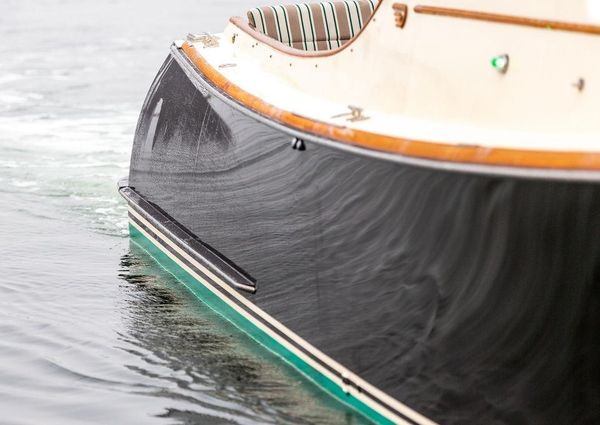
[0, 1, 369, 423]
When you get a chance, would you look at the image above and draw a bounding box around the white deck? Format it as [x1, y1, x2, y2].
[189, 0, 600, 153]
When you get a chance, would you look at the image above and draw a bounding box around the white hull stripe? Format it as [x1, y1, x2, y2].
[123, 188, 436, 425]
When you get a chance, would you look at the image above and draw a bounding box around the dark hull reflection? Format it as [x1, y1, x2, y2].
[118, 249, 370, 425]
[126, 52, 600, 424]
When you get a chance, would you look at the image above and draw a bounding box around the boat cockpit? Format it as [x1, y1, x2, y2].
[244, 0, 379, 51]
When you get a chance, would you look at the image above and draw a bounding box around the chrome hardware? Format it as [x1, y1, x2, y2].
[573, 78, 585, 92]
[291, 138, 306, 151]
[332, 105, 370, 122]
[186, 32, 220, 48]
[174, 39, 184, 49]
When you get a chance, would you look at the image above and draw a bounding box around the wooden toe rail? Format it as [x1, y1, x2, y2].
[414, 5, 600, 36]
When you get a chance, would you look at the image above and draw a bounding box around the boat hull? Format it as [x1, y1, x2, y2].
[122, 48, 600, 424]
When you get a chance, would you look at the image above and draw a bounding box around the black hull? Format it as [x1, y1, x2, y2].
[124, 48, 600, 424]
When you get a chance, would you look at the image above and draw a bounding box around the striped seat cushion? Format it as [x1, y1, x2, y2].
[247, 1, 378, 51]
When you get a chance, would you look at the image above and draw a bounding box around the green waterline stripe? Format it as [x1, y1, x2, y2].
[129, 222, 396, 425]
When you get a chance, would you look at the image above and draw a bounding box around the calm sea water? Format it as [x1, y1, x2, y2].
[0, 1, 369, 423]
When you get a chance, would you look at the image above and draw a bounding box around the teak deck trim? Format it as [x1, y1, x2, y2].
[413, 5, 600, 36]
[181, 42, 600, 171]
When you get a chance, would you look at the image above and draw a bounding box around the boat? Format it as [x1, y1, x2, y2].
[118, 0, 600, 423]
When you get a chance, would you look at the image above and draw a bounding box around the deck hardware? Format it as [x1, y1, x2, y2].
[491, 54, 509, 74]
[573, 78, 585, 92]
[231, 33, 238, 44]
[174, 39, 184, 49]
[186, 32, 220, 48]
[218, 63, 237, 69]
[332, 105, 370, 122]
[392, 3, 408, 28]
[291, 137, 306, 151]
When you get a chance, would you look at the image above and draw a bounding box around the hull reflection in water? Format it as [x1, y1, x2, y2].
[119, 50, 600, 424]
[119, 246, 372, 424]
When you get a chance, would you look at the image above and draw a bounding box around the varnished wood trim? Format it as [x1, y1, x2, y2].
[414, 5, 600, 36]
[182, 43, 600, 171]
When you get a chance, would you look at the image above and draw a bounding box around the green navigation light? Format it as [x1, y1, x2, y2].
[491, 54, 509, 74]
